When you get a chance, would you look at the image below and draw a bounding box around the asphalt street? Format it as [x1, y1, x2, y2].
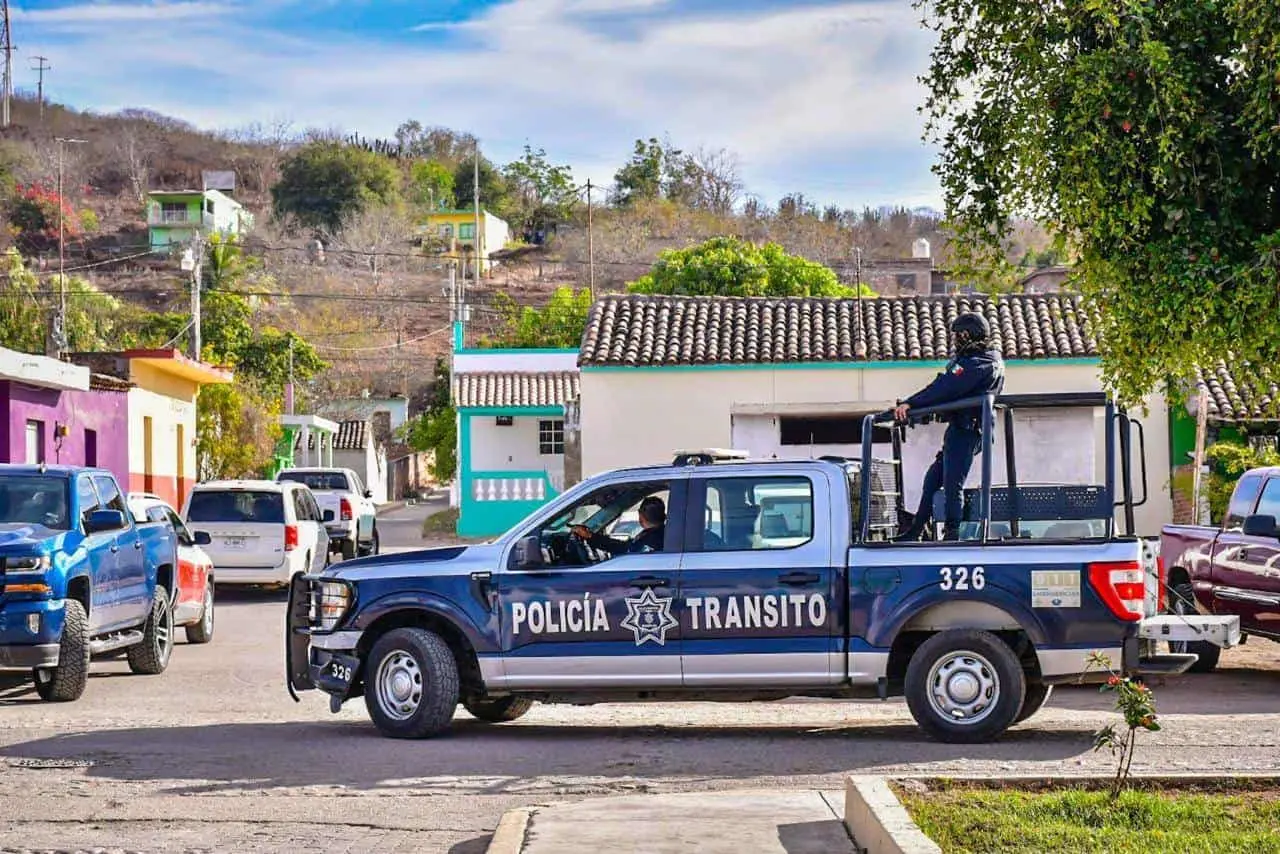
[1, 502, 1279, 852]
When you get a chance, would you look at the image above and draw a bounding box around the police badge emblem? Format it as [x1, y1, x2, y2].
[620, 587, 679, 646]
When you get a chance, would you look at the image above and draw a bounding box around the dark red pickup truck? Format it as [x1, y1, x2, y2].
[1160, 465, 1280, 671]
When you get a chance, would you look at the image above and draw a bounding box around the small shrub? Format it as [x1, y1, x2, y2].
[1084, 651, 1160, 800]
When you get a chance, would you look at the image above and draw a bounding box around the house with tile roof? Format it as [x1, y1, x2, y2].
[576, 292, 1177, 537]
[294, 419, 389, 504]
[451, 344, 580, 537]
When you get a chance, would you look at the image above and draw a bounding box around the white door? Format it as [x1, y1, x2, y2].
[25, 421, 42, 464]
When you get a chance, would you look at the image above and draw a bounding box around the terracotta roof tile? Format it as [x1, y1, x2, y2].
[578, 293, 1099, 366]
[1196, 362, 1280, 422]
[454, 372, 579, 409]
[296, 420, 369, 451]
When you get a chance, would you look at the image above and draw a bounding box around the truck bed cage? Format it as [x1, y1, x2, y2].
[856, 392, 1148, 543]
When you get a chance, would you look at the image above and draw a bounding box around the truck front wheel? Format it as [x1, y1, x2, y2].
[905, 629, 1026, 744]
[127, 586, 174, 675]
[1169, 583, 1221, 673]
[364, 628, 459, 738]
[33, 599, 90, 702]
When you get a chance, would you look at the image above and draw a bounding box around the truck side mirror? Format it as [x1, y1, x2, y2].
[510, 535, 544, 570]
[1242, 514, 1278, 538]
[193, 531, 212, 546]
[323, 509, 335, 522]
[364, 489, 373, 499]
[85, 509, 126, 533]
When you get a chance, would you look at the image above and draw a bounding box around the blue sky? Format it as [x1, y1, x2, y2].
[10, 0, 942, 210]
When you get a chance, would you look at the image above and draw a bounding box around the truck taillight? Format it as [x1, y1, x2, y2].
[340, 498, 353, 522]
[1156, 556, 1167, 612]
[284, 524, 299, 552]
[1088, 560, 1145, 621]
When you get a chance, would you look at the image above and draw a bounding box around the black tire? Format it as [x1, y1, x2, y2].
[1014, 683, 1053, 724]
[359, 526, 380, 557]
[341, 538, 356, 561]
[127, 585, 174, 675]
[33, 598, 90, 702]
[464, 696, 534, 723]
[363, 627, 459, 739]
[904, 629, 1026, 744]
[1169, 583, 1221, 673]
[185, 580, 214, 645]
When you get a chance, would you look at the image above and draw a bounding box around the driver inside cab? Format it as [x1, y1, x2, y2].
[570, 496, 665, 556]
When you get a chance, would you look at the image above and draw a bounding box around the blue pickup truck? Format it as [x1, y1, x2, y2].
[287, 393, 1237, 742]
[0, 465, 180, 701]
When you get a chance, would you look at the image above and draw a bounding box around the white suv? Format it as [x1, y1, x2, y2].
[183, 480, 328, 586]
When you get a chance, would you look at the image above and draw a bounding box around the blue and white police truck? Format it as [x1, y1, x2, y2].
[286, 393, 1238, 743]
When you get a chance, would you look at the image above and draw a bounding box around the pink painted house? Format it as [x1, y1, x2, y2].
[0, 347, 131, 485]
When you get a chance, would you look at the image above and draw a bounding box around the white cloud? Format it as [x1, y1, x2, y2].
[16, 0, 941, 207]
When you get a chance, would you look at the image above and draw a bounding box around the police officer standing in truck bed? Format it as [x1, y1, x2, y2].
[893, 311, 1005, 542]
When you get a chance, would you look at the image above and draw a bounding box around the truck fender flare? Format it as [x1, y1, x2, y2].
[868, 585, 1050, 650]
[352, 592, 495, 654]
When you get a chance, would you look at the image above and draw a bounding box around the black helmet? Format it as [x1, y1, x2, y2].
[951, 311, 990, 341]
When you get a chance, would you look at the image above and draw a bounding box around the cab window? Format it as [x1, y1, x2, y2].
[1225, 474, 1264, 530]
[696, 476, 814, 551]
[519, 480, 674, 568]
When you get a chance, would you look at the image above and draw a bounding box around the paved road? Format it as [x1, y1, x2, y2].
[1, 505, 1278, 852]
[376, 494, 450, 553]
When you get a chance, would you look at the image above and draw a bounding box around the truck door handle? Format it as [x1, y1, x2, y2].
[780, 571, 820, 586]
[629, 575, 669, 588]
[110, 544, 119, 553]
[134, 541, 143, 549]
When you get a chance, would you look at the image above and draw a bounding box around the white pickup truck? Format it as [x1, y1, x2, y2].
[275, 468, 379, 560]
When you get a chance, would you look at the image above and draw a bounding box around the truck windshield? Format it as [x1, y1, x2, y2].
[188, 490, 286, 524]
[0, 476, 71, 530]
[278, 471, 350, 492]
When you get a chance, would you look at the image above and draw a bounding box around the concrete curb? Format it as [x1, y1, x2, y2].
[843, 776, 941, 854]
[485, 806, 536, 854]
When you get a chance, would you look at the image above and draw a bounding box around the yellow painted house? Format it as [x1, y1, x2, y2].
[419, 208, 511, 276]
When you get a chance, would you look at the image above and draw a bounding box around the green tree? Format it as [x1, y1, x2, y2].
[1203, 441, 1280, 522]
[502, 145, 577, 234]
[629, 237, 872, 298]
[196, 383, 283, 481]
[919, 0, 1280, 405]
[453, 155, 509, 217]
[483, 286, 593, 348]
[0, 249, 144, 352]
[612, 137, 675, 206]
[402, 358, 457, 481]
[408, 159, 455, 211]
[272, 141, 400, 232]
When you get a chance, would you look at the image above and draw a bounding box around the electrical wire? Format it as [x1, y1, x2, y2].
[312, 325, 450, 353]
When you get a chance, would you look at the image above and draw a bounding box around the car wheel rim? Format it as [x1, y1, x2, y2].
[202, 588, 214, 635]
[376, 651, 423, 721]
[926, 650, 999, 725]
[157, 597, 173, 662]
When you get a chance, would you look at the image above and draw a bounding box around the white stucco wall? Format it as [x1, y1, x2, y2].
[469, 414, 565, 484]
[579, 362, 1173, 537]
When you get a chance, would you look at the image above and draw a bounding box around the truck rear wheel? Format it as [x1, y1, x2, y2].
[33, 599, 90, 702]
[1014, 683, 1053, 724]
[1169, 583, 1221, 673]
[127, 586, 174, 675]
[341, 538, 356, 561]
[364, 627, 459, 739]
[905, 629, 1025, 743]
[464, 696, 534, 723]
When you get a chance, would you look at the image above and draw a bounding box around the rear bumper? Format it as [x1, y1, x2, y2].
[213, 565, 291, 585]
[0, 643, 59, 670]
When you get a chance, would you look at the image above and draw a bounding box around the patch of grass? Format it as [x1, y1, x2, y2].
[898, 785, 1280, 854]
[422, 507, 460, 537]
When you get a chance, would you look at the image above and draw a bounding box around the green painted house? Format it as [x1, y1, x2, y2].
[147, 189, 253, 253]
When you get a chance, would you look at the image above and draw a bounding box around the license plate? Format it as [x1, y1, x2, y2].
[224, 537, 246, 549]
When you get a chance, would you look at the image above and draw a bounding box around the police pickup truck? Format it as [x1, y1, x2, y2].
[287, 393, 1238, 743]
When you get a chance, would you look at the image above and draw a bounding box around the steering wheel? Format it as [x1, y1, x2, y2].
[565, 530, 594, 565]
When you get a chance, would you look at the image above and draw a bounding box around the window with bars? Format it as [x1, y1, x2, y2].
[539, 420, 565, 455]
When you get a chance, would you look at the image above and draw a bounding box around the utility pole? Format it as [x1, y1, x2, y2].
[854, 246, 866, 359]
[586, 179, 595, 299]
[472, 138, 481, 301]
[286, 336, 295, 415]
[31, 55, 49, 120]
[1, 0, 13, 128]
[181, 235, 203, 360]
[54, 137, 86, 353]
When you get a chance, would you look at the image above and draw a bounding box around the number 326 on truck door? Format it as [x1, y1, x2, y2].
[939, 566, 985, 591]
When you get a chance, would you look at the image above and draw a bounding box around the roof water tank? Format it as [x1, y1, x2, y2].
[912, 238, 931, 259]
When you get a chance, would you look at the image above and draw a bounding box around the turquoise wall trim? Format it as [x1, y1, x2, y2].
[452, 321, 464, 351]
[456, 413, 562, 537]
[579, 357, 1101, 374]
[454, 348, 580, 355]
[458, 406, 565, 416]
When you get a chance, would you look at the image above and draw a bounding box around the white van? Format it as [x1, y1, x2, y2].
[183, 480, 328, 586]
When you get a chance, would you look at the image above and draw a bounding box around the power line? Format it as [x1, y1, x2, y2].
[312, 325, 450, 353]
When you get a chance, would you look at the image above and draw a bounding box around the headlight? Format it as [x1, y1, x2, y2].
[4, 555, 51, 574]
[312, 580, 352, 631]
